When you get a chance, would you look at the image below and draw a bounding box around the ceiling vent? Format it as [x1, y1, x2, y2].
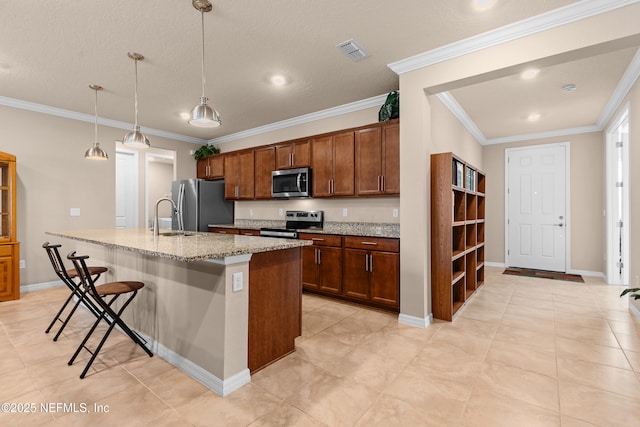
[336, 39, 368, 61]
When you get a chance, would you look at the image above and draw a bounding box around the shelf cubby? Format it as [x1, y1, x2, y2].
[477, 195, 485, 220]
[466, 193, 477, 221]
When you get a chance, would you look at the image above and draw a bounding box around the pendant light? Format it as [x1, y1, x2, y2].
[123, 52, 150, 147]
[84, 84, 109, 160]
[189, 0, 221, 128]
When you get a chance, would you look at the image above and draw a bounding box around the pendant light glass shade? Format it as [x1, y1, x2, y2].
[85, 84, 109, 160]
[189, 1, 221, 128]
[123, 52, 150, 148]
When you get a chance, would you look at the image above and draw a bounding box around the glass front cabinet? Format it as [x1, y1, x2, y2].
[0, 152, 19, 301]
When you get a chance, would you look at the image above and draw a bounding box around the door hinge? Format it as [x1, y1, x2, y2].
[617, 221, 623, 228]
[616, 141, 623, 148]
[508, 249, 510, 255]
[507, 219, 510, 225]
[617, 261, 624, 269]
[616, 182, 624, 188]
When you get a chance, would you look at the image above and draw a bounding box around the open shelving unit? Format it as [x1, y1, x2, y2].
[431, 152, 486, 321]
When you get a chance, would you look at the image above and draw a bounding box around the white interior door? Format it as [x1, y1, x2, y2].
[506, 143, 568, 272]
[115, 150, 138, 228]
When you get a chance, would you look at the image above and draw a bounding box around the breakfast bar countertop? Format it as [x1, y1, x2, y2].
[46, 228, 311, 262]
[209, 221, 400, 239]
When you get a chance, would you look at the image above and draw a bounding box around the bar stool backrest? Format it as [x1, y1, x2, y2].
[42, 242, 76, 286]
[66, 251, 99, 298]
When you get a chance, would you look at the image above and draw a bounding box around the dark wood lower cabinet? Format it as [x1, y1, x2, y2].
[302, 234, 400, 311]
[248, 248, 301, 373]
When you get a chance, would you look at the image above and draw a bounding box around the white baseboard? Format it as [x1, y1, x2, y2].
[568, 269, 605, 279]
[398, 313, 433, 328]
[137, 331, 251, 397]
[629, 300, 640, 321]
[21, 280, 65, 293]
[484, 262, 505, 268]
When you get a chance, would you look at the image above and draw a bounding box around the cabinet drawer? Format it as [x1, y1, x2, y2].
[343, 236, 399, 252]
[298, 233, 342, 247]
[239, 229, 260, 236]
[0, 245, 13, 257]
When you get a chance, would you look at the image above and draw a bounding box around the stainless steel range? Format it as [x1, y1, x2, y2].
[259, 210, 323, 239]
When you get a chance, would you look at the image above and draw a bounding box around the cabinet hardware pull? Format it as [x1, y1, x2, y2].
[328, 180, 331, 194]
[381, 175, 385, 192]
[311, 238, 324, 241]
[361, 242, 378, 246]
[292, 152, 295, 166]
[365, 254, 369, 271]
[378, 176, 381, 192]
[369, 254, 373, 272]
[318, 250, 321, 264]
[332, 179, 335, 194]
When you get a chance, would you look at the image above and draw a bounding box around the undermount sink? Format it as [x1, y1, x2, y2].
[158, 231, 195, 237]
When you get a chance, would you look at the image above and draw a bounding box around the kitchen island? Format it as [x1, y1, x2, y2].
[46, 228, 311, 396]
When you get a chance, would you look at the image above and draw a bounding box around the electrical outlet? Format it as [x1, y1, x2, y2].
[232, 272, 243, 292]
[19, 259, 25, 269]
[279, 208, 284, 217]
[393, 208, 399, 218]
[342, 208, 348, 217]
[249, 208, 254, 217]
[70, 208, 81, 217]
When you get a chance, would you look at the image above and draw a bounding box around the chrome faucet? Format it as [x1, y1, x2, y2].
[153, 197, 180, 237]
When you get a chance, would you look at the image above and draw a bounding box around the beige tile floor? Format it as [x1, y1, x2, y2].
[1, 267, 640, 426]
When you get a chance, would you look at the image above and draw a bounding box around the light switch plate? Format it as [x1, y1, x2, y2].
[70, 208, 81, 217]
[232, 272, 243, 292]
[342, 208, 348, 217]
[393, 208, 399, 218]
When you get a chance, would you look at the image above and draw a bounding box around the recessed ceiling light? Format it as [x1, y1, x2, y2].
[562, 84, 577, 93]
[521, 69, 540, 80]
[472, 0, 497, 12]
[527, 112, 541, 122]
[270, 75, 288, 86]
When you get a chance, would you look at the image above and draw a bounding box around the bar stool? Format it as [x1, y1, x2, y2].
[42, 242, 108, 341]
[67, 251, 153, 379]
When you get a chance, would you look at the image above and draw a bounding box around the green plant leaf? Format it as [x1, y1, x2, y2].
[620, 288, 640, 297]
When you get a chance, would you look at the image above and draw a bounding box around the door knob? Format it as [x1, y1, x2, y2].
[553, 223, 564, 227]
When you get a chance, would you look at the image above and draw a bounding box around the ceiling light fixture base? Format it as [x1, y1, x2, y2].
[192, 0, 213, 13]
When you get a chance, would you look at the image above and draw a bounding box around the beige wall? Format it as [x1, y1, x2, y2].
[147, 160, 174, 226]
[483, 133, 605, 273]
[0, 105, 199, 286]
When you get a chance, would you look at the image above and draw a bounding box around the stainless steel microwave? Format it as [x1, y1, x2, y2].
[272, 167, 311, 198]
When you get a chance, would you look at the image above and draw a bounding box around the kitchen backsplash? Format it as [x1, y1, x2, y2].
[235, 197, 400, 223]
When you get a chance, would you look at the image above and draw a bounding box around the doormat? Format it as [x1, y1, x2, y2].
[503, 267, 584, 283]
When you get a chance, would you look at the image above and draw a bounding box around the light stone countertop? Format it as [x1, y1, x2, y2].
[46, 228, 311, 262]
[209, 220, 400, 239]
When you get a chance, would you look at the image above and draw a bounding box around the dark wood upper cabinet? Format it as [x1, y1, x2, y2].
[275, 140, 310, 169]
[196, 155, 224, 180]
[355, 121, 399, 195]
[254, 147, 275, 199]
[311, 131, 354, 197]
[224, 150, 254, 200]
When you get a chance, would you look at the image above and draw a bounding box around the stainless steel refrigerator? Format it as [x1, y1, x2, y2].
[171, 179, 234, 232]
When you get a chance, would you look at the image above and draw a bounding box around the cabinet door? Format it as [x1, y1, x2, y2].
[382, 123, 400, 194]
[224, 154, 239, 199]
[275, 144, 294, 169]
[355, 127, 382, 195]
[208, 155, 224, 179]
[311, 136, 334, 197]
[301, 246, 319, 290]
[318, 246, 342, 294]
[292, 140, 310, 167]
[333, 132, 355, 196]
[254, 147, 275, 199]
[208, 227, 239, 234]
[343, 248, 369, 300]
[238, 151, 255, 199]
[196, 158, 209, 179]
[370, 251, 399, 308]
[0, 254, 14, 301]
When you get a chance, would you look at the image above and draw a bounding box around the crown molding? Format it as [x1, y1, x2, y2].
[0, 96, 208, 144]
[483, 126, 601, 145]
[435, 92, 486, 144]
[208, 94, 388, 145]
[597, 48, 640, 129]
[388, 0, 640, 75]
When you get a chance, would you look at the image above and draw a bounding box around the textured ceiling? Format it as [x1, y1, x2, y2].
[2, 0, 629, 143]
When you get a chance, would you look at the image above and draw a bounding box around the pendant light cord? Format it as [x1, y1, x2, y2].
[134, 58, 139, 127]
[200, 9, 206, 99]
[94, 89, 99, 145]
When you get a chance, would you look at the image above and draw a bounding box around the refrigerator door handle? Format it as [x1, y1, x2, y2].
[178, 183, 185, 233]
